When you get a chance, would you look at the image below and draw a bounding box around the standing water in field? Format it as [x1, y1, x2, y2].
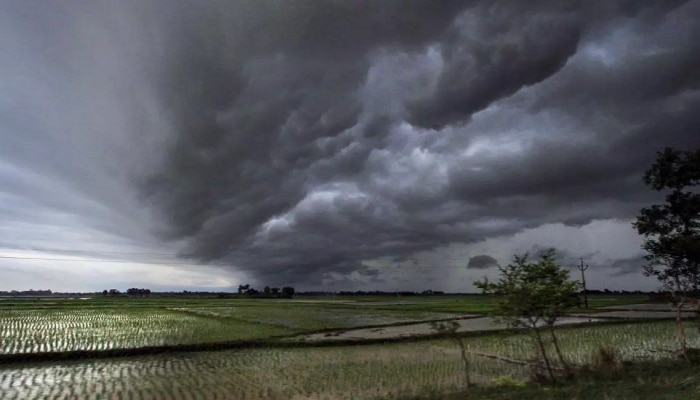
[1, 321, 699, 399]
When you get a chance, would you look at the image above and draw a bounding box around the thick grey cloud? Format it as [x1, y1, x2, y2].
[2, 0, 700, 290]
[127, 0, 700, 286]
[607, 256, 648, 277]
[0, 2, 163, 250]
[467, 255, 498, 270]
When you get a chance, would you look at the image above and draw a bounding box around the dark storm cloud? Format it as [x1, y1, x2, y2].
[140, 0, 474, 284]
[525, 246, 600, 268]
[2, 0, 698, 291]
[406, 4, 582, 129]
[466, 255, 498, 270]
[525, 245, 645, 278]
[405, 0, 694, 129]
[446, 7, 700, 223]
[0, 0, 647, 291]
[133, 0, 700, 287]
[608, 256, 648, 277]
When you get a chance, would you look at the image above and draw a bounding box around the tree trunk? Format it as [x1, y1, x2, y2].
[455, 338, 471, 388]
[532, 327, 555, 382]
[672, 275, 689, 362]
[676, 302, 689, 362]
[549, 324, 570, 373]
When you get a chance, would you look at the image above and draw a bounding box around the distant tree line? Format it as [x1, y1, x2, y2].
[126, 288, 151, 297]
[0, 289, 52, 296]
[101, 288, 152, 297]
[237, 284, 295, 298]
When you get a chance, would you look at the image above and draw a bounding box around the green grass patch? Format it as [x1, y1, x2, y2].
[172, 305, 457, 331]
[404, 359, 700, 400]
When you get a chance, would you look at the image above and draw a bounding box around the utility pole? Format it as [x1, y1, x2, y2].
[577, 258, 589, 309]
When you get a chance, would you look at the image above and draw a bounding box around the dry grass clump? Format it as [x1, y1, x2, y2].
[591, 346, 623, 373]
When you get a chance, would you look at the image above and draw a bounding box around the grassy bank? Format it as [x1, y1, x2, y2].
[406, 358, 700, 400]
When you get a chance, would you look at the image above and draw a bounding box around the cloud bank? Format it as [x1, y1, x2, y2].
[2, 1, 700, 290]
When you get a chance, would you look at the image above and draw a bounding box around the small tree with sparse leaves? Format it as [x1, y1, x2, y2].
[430, 320, 471, 388]
[474, 249, 580, 381]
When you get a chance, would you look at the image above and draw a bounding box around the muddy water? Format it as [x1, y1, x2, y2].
[0, 345, 472, 399]
[0, 353, 271, 399]
[292, 316, 601, 342]
[0, 315, 691, 399]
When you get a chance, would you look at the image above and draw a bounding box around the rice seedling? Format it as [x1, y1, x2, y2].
[1, 321, 696, 400]
[0, 308, 293, 354]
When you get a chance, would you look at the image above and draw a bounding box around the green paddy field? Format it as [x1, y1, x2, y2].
[1, 294, 698, 399]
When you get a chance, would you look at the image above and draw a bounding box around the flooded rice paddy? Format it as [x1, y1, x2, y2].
[1, 320, 698, 400]
[0, 297, 696, 398]
[0, 308, 293, 355]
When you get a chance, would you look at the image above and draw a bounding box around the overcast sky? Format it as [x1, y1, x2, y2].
[2, 0, 700, 292]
